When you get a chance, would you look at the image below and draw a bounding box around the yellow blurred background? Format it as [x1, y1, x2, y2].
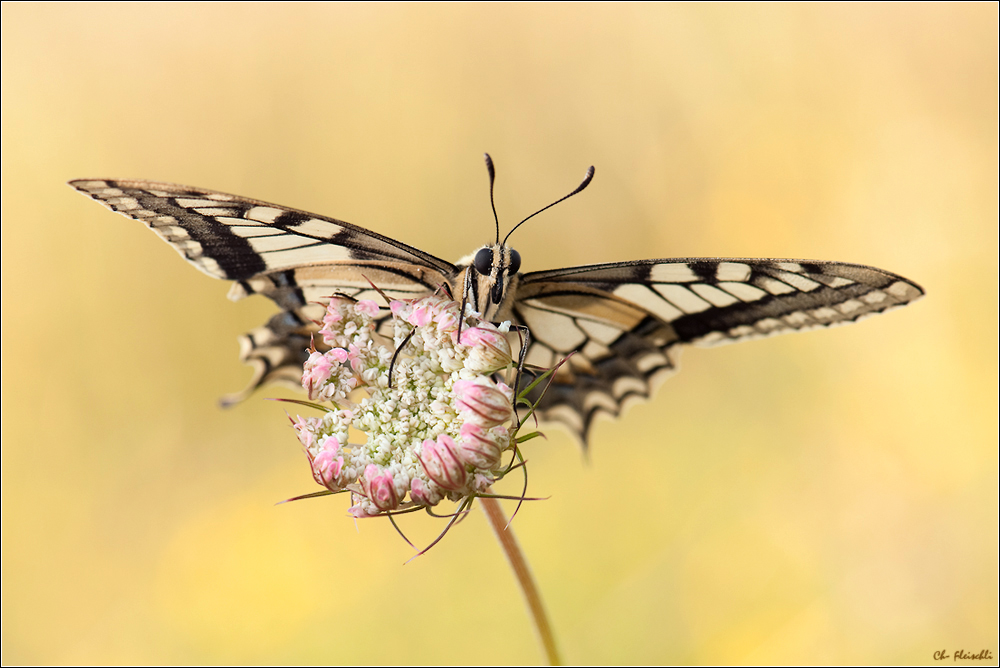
[2, 4, 996, 664]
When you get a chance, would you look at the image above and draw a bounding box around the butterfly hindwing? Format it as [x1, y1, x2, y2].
[224, 263, 449, 404]
[71, 179, 458, 400]
[514, 259, 923, 441]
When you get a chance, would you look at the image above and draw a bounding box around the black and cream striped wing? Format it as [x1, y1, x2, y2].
[70, 179, 457, 401]
[513, 258, 924, 444]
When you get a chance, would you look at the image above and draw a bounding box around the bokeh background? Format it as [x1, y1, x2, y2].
[2, 4, 996, 664]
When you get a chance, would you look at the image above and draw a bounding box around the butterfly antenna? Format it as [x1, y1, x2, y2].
[485, 153, 500, 244]
[502, 165, 595, 246]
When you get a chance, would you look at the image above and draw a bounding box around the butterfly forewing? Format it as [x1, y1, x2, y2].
[72, 177, 923, 447]
[514, 259, 923, 441]
[71, 179, 459, 400]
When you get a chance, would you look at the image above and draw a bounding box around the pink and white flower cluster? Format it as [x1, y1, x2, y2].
[292, 293, 518, 517]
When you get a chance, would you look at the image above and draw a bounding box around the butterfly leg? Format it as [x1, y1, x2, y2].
[457, 268, 475, 342]
[387, 328, 415, 389]
[507, 323, 533, 432]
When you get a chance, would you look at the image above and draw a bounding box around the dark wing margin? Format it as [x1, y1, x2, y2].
[515, 258, 924, 446]
[70, 179, 457, 401]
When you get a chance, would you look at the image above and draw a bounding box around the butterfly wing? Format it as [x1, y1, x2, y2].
[70, 179, 457, 401]
[71, 179, 924, 445]
[513, 259, 924, 445]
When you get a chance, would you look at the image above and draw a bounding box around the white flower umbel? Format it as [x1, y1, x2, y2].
[290, 292, 533, 520]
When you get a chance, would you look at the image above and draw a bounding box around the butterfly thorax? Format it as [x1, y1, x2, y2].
[455, 243, 522, 322]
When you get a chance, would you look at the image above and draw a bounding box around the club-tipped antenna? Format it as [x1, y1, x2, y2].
[485, 153, 500, 244]
[502, 165, 595, 246]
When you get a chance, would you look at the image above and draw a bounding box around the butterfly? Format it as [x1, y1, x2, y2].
[70, 157, 923, 447]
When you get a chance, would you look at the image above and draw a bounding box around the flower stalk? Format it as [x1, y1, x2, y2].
[481, 495, 561, 666]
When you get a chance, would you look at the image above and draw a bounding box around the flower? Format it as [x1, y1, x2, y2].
[288, 292, 532, 521]
[461, 324, 514, 373]
[360, 464, 400, 512]
[458, 423, 509, 470]
[410, 478, 443, 506]
[310, 436, 345, 491]
[454, 378, 515, 428]
[355, 299, 380, 317]
[419, 434, 468, 491]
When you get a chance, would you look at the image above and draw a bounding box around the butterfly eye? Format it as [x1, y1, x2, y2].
[508, 249, 521, 274]
[474, 248, 493, 274]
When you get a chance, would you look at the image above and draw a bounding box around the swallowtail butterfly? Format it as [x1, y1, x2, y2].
[70, 158, 923, 446]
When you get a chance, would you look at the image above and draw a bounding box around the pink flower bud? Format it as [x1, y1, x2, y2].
[436, 310, 459, 334]
[418, 435, 468, 491]
[454, 379, 514, 428]
[458, 423, 509, 469]
[322, 305, 343, 325]
[408, 303, 433, 327]
[472, 473, 495, 493]
[355, 300, 380, 317]
[361, 464, 400, 512]
[461, 325, 514, 373]
[292, 416, 316, 450]
[410, 478, 443, 506]
[302, 350, 334, 395]
[319, 303, 345, 344]
[310, 436, 345, 491]
[347, 343, 365, 372]
[348, 502, 381, 519]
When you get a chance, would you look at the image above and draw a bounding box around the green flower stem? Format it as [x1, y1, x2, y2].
[480, 495, 561, 666]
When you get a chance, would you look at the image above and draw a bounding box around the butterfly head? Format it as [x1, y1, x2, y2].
[457, 243, 521, 320]
[474, 244, 522, 304]
[461, 154, 594, 320]
[470, 244, 521, 313]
